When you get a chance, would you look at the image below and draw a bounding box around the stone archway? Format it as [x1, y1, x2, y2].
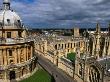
[9, 71, 16, 80]
[89, 65, 100, 82]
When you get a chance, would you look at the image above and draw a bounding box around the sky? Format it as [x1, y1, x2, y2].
[0, 0, 110, 28]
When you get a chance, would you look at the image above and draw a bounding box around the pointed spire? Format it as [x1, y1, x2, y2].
[3, 0, 10, 10]
[96, 22, 101, 33]
[108, 23, 110, 36]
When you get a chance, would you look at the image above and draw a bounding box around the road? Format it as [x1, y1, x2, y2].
[35, 52, 75, 82]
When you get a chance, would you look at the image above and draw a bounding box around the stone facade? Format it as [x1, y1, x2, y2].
[74, 23, 110, 82]
[0, 0, 37, 82]
[34, 33, 86, 78]
[34, 23, 110, 82]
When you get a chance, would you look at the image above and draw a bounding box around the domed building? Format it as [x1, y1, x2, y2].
[0, 0, 37, 82]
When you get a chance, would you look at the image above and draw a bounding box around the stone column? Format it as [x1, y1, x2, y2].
[26, 46, 28, 61]
[4, 49, 7, 66]
[18, 48, 21, 63]
[14, 49, 17, 64]
[16, 48, 19, 63]
[0, 49, 3, 65]
[4, 71, 7, 82]
[31, 46, 33, 58]
[86, 67, 90, 82]
[24, 47, 26, 62]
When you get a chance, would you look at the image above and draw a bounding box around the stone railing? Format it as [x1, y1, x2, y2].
[0, 38, 33, 44]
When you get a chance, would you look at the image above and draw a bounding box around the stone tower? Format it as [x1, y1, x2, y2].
[92, 23, 101, 58]
[74, 28, 80, 37]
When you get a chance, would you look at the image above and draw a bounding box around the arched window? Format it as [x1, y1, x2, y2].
[55, 45, 57, 49]
[89, 66, 100, 82]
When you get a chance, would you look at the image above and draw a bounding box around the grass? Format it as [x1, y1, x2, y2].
[20, 69, 52, 82]
[67, 52, 76, 62]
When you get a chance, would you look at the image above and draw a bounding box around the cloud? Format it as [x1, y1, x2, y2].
[0, 0, 110, 28]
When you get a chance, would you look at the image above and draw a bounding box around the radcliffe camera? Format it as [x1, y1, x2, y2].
[0, 0, 109, 82]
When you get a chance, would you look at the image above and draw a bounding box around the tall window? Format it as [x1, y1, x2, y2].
[9, 50, 12, 56]
[65, 44, 66, 48]
[71, 43, 72, 48]
[68, 43, 69, 48]
[55, 45, 57, 49]
[18, 31, 22, 37]
[62, 44, 63, 49]
[7, 32, 11, 38]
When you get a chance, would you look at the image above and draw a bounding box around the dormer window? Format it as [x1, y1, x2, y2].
[18, 20, 20, 22]
[17, 20, 21, 26]
[7, 19, 10, 24]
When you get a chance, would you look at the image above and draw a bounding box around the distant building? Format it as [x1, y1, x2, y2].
[74, 23, 110, 82]
[35, 23, 110, 82]
[73, 28, 80, 37]
[0, 0, 37, 82]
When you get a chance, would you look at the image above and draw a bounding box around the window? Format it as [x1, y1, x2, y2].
[17, 20, 21, 26]
[18, 31, 22, 37]
[65, 44, 66, 48]
[59, 44, 60, 47]
[74, 43, 75, 47]
[79, 42, 80, 47]
[68, 43, 69, 48]
[71, 43, 72, 48]
[18, 20, 20, 23]
[9, 50, 12, 56]
[62, 44, 63, 49]
[7, 32, 11, 38]
[55, 45, 57, 49]
[7, 19, 10, 24]
[10, 60, 13, 63]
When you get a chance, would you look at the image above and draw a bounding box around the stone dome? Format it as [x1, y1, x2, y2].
[0, 10, 22, 28]
[0, 0, 22, 29]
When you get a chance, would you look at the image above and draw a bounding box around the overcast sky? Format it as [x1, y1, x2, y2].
[0, 0, 110, 28]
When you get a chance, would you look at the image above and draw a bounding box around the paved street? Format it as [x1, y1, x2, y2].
[35, 51, 75, 82]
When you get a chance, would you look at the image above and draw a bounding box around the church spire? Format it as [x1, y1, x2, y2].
[96, 23, 101, 34]
[3, 0, 10, 10]
[108, 23, 110, 36]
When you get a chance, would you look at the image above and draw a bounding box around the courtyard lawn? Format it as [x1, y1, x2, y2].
[67, 52, 76, 62]
[20, 69, 52, 82]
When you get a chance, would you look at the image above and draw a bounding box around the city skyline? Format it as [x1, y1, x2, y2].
[0, 0, 110, 28]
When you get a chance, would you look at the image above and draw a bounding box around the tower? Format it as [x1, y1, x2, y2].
[92, 23, 101, 58]
[96, 23, 101, 34]
[108, 23, 110, 36]
[74, 28, 80, 37]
